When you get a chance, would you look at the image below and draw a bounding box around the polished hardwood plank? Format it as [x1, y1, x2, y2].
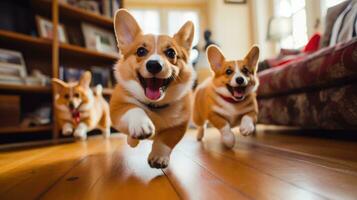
[180, 129, 357, 200]
[0, 137, 112, 199]
[233, 125, 357, 171]
[85, 138, 179, 200]
[165, 150, 249, 200]
[0, 126, 357, 200]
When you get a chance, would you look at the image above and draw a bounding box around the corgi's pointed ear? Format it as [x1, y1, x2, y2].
[174, 21, 194, 52]
[114, 9, 142, 49]
[207, 45, 225, 72]
[245, 45, 260, 73]
[52, 78, 68, 94]
[79, 71, 91, 88]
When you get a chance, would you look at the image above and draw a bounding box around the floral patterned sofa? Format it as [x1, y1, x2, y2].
[257, 38, 357, 129]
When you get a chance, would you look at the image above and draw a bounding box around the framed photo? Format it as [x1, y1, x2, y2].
[36, 15, 68, 43]
[224, 0, 247, 4]
[81, 23, 117, 55]
[0, 48, 27, 78]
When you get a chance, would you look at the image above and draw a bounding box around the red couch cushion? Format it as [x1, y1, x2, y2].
[258, 38, 357, 97]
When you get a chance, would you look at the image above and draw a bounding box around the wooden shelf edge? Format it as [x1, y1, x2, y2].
[0, 29, 51, 46]
[59, 2, 113, 27]
[0, 125, 53, 134]
[0, 84, 52, 93]
[60, 43, 118, 60]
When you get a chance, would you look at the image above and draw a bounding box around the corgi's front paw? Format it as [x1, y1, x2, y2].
[74, 123, 87, 140]
[221, 130, 235, 148]
[128, 116, 155, 140]
[62, 123, 73, 136]
[240, 116, 255, 136]
[148, 154, 170, 169]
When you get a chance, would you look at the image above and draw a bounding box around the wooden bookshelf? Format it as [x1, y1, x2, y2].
[0, 125, 52, 135]
[0, 0, 122, 145]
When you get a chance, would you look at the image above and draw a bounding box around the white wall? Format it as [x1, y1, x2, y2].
[207, 0, 253, 60]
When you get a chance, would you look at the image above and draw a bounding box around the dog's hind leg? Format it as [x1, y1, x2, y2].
[196, 122, 207, 141]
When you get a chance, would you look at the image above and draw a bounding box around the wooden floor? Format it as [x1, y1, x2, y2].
[1, 126, 357, 200]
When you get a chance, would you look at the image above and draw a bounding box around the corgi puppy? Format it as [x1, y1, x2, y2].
[110, 9, 195, 168]
[193, 45, 259, 148]
[52, 71, 111, 140]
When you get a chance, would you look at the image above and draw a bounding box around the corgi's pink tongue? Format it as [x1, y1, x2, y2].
[145, 78, 164, 100]
[233, 88, 244, 98]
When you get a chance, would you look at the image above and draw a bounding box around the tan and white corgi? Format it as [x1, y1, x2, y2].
[110, 9, 195, 168]
[193, 45, 259, 148]
[52, 71, 111, 140]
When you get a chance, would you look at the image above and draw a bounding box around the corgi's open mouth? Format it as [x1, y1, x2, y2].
[138, 73, 173, 101]
[226, 84, 246, 100]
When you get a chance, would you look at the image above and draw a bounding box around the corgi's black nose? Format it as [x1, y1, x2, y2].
[69, 102, 75, 110]
[236, 77, 245, 85]
[146, 60, 162, 74]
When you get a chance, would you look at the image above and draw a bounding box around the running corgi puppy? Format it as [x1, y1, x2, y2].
[53, 71, 111, 140]
[110, 9, 195, 168]
[193, 45, 259, 148]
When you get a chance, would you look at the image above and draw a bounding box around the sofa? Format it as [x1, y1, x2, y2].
[257, 38, 357, 129]
[257, 1, 357, 130]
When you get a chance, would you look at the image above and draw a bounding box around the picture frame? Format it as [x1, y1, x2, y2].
[81, 23, 117, 55]
[0, 48, 27, 78]
[36, 15, 68, 43]
[224, 0, 247, 4]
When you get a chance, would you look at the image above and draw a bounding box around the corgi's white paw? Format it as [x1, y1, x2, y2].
[220, 124, 235, 148]
[62, 123, 73, 136]
[148, 142, 171, 168]
[74, 123, 87, 140]
[129, 116, 155, 139]
[240, 116, 255, 136]
[148, 154, 170, 169]
[221, 130, 235, 148]
[122, 108, 155, 140]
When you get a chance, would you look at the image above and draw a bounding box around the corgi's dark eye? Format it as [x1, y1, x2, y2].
[165, 48, 176, 59]
[74, 93, 80, 98]
[225, 68, 233, 75]
[64, 94, 70, 99]
[242, 67, 249, 75]
[136, 47, 148, 57]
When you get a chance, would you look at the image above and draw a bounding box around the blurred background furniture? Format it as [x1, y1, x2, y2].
[257, 0, 357, 129]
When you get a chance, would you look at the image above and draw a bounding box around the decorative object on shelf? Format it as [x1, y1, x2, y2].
[76, 1, 101, 15]
[81, 23, 117, 55]
[36, 15, 68, 43]
[224, 0, 247, 4]
[0, 95, 20, 127]
[91, 66, 111, 87]
[24, 69, 51, 86]
[59, 66, 84, 82]
[0, 48, 27, 85]
[21, 103, 52, 127]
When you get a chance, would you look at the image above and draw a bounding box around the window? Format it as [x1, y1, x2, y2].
[275, 0, 308, 49]
[130, 10, 160, 35]
[129, 9, 200, 46]
[168, 10, 200, 46]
